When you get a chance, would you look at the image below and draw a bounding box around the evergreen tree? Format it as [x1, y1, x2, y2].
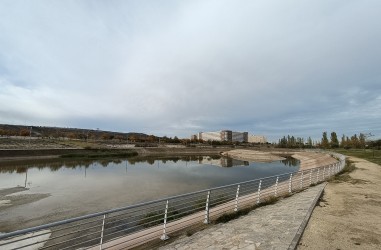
[330, 132, 339, 148]
[307, 137, 313, 148]
[321, 132, 329, 149]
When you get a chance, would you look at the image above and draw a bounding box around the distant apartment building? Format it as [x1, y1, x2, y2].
[248, 135, 267, 144]
[194, 130, 248, 142]
[190, 134, 198, 140]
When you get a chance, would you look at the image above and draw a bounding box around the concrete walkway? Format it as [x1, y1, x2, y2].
[159, 184, 326, 250]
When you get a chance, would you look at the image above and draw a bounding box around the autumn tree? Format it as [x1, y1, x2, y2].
[351, 134, 360, 148]
[321, 132, 329, 149]
[0, 128, 6, 137]
[19, 128, 30, 137]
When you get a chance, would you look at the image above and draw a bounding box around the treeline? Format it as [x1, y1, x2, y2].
[0, 124, 151, 142]
[277, 135, 314, 148]
[277, 131, 378, 149]
[0, 124, 190, 144]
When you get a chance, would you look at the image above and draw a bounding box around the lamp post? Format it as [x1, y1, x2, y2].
[29, 126, 32, 146]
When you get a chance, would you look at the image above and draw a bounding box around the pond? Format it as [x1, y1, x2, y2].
[0, 156, 299, 231]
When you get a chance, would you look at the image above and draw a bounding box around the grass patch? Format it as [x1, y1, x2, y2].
[329, 160, 367, 184]
[214, 196, 279, 224]
[333, 149, 381, 166]
[329, 159, 355, 183]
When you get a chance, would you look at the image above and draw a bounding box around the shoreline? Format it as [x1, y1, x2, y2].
[221, 149, 339, 172]
[0, 148, 339, 172]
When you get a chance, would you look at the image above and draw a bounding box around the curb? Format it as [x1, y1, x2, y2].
[288, 182, 327, 250]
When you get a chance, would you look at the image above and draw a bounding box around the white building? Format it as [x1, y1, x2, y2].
[248, 135, 267, 144]
[195, 130, 248, 142]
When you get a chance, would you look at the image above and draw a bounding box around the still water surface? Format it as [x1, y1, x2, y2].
[1, 156, 299, 199]
[0, 156, 299, 230]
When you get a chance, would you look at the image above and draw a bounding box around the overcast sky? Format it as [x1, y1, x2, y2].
[0, 0, 380, 141]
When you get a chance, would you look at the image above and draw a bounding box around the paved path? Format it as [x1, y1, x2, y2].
[159, 184, 326, 250]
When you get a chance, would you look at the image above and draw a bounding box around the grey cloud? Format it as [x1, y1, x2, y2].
[0, 0, 380, 140]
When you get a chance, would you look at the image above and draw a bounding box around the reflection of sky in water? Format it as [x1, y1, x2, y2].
[0, 157, 299, 204]
[0, 157, 299, 228]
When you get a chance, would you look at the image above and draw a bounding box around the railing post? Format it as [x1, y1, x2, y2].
[323, 166, 325, 180]
[160, 200, 169, 240]
[328, 165, 331, 178]
[309, 169, 312, 186]
[99, 214, 106, 250]
[300, 171, 304, 189]
[274, 177, 279, 197]
[317, 168, 320, 183]
[204, 190, 211, 224]
[288, 173, 293, 193]
[234, 185, 240, 212]
[257, 180, 262, 204]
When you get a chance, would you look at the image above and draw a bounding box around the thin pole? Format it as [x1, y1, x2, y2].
[257, 180, 262, 204]
[160, 200, 169, 240]
[234, 185, 240, 211]
[99, 214, 106, 250]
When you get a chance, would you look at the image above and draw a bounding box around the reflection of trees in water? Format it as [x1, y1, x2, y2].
[281, 157, 299, 167]
[0, 158, 124, 173]
[126, 155, 219, 165]
[0, 155, 298, 175]
[0, 155, 239, 174]
[0, 156, 223, 173]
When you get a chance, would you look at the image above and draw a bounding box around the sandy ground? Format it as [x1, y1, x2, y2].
[222, 149, 338, 172]
[221, 149, 286, 162]
[298, 157, 381, 249]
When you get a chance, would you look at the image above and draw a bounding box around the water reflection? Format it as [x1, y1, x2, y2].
[0, 155, 300, 232]
[0, 156, 298, 174]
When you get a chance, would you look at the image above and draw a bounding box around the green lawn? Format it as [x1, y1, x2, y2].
[334, 148, 381, 166]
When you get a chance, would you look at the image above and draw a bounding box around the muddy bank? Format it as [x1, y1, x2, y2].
[0, 187, 50, 232]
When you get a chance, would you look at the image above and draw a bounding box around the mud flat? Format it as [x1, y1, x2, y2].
[0, 187, 50, 232]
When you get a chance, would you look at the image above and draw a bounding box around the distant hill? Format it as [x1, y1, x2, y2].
[0, 124, 154, 142]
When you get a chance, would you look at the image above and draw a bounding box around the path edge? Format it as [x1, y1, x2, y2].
[288, 182, 327, 250]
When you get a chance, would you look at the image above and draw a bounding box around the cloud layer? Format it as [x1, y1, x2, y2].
[1, 0, 380, 140]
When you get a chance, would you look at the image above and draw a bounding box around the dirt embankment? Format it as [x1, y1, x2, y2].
[221, 149, 286, 162]
[222, 149, 338, 171]
[298, 157, 381, 249]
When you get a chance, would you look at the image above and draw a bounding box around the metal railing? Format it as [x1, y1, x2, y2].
[0, 153, 346, 250]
